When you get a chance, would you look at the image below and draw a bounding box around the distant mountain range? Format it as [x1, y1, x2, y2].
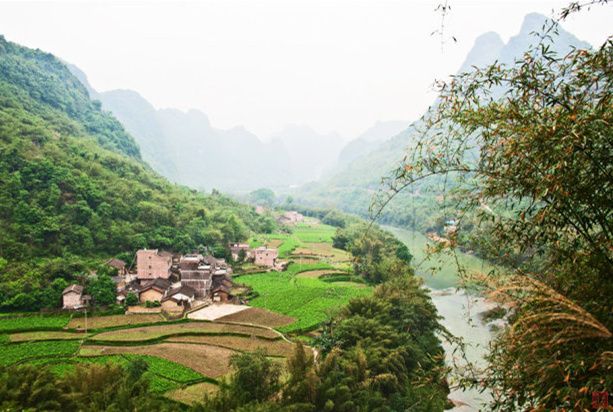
[290, 13, 592, 224]
[68, 66, 355, 192]
[66, 12, 588, 203]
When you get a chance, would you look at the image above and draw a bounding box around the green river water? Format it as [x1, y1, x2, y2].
[386, 226, 496, 411]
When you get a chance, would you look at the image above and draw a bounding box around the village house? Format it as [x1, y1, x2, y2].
[229, 243, 251, 261]
[178, 254, 233, 298]
[161, 284, 196, 311]
[138, 278, 170, 304]
[212, 284, 232, 303]
[105, 258, 128, 276]
[136, 249, 172, 281]
[254, 246, 279, 267]
[278, 211, 305, 225]
[62, 285, 90, 310]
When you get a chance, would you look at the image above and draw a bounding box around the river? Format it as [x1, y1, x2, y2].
[386, 226, 496, 411]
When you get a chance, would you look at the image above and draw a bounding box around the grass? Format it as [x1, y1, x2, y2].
[10, 331, 88, 342]
[123, 354, 203, 383]
[239, 263, 371, 333]
[89, 321, 278, 342]
[166, 382, 218, 405]
[295, 269, 350, 279]
[0, 314, 70, 332]
[292, 223, 336, 243]
[0, 340, 80, 366]
[67, 313, 165, 330]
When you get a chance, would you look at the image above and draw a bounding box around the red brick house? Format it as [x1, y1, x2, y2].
[136, 249, 172, 281]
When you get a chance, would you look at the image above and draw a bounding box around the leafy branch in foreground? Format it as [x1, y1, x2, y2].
[371, 14, 612, 410]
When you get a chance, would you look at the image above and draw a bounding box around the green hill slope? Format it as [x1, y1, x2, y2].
[0, 35, 273, 310]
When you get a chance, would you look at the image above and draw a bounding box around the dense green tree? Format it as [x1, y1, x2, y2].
[0, 365, 68, 411]
[87, 275, 116, 306]
[248, 188, 276, 207]
[125, 292, 139, 306]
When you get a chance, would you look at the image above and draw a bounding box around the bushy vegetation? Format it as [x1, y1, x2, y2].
[0, 360, 177, 410]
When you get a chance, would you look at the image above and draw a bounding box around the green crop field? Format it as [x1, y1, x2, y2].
[292, 223, 336, 243]
[0, 340, 80, 366]
[0, 314, 71, 332]
[238, 263, 371, 333]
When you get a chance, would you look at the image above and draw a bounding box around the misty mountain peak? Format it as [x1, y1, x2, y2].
[519, 12, 551, 35]
[457, 31, 504, 73]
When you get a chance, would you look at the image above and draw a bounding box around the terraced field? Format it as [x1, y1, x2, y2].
[216, 307, 295, 328]
[83, 343, 237, 377]
[89, 321, 278, 342]
[67, 313, 165, 330]
[238, 263, 371, 333]
[169, 335, 295, 357]
[166, 382, 219, 405]
[0, 221, 369, 405]
[10, 330, 88, 342]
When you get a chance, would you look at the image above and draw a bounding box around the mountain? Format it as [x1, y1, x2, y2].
[334, 120, 410, 171]
[67, 69, 345, 192]
[270, 125, 344, 183]
[292, 13, 592, 226]
[62, 72, 297, 192]
[0, 35, 272, 310]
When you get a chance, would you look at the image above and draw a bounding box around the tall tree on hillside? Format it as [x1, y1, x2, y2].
[373, 14, 612, 410]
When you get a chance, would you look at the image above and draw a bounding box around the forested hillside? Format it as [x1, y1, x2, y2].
[0, 35, 274, 309]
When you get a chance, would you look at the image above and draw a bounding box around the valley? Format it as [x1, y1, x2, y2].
[0, 3, 609, 411]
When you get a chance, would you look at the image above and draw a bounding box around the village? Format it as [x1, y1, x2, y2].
[61, 211, 305, 315]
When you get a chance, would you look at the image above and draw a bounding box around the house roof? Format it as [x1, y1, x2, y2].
[230, 243, 250, 248]
[212, 284, 231, 294]
[139, 278, 170, 293]
[166, 284, 196, 299]
[105, 258, 126, 269]
[62, 284, 84, 295]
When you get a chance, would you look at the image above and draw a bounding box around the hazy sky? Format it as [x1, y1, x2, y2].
[0, 1, 610, 140]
